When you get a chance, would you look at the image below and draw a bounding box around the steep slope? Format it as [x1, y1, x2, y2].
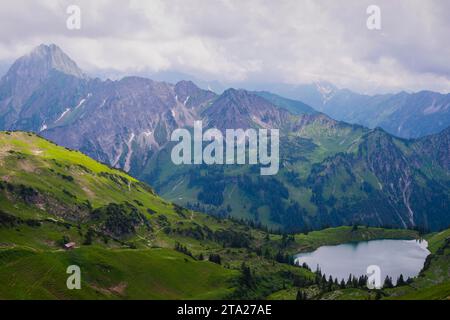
[144, 120, 449, 232]
[0, 131, 238, 299]
[0, 131, 179, 235]
[413, 126, 450, 171]
[174, 80, 217, 111]
[0, 131, 318, 299]
[202, 88, 292, 131]
[305, 128, 450, 231]
[147, 88, 445, 231]
[42, 76, 214, 175]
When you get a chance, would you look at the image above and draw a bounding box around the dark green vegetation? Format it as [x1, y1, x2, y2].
[145, 116, 450, 232]
[1, 132, 447, 300]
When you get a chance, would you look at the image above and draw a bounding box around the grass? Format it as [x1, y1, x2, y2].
[426, 228, 450, 253]
[0, 131, 175, 221]
[0, 247, 237, 300]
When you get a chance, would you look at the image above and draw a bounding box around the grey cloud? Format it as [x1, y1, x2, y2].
[0, 0, 449, 94]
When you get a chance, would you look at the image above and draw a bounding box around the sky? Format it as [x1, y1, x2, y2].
[0, 0, 449, 94]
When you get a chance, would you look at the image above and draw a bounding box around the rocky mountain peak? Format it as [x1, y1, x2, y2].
[202, 88, 291, 131]
[175, 80, 199, 92]
[31, 44, 85, 78]
[174, 80, 217, 109]
[314, 81, 337, 105]
[6, 44, 85, 81]
[0, 44, 88, 124]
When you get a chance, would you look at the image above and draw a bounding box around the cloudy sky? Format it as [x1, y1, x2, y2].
[0, 0, 449, 94]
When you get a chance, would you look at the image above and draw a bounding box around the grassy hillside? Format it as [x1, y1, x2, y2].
[0, 131, 314, 299]
[0, 247, 236, 299]
[0, 131, 447, 300]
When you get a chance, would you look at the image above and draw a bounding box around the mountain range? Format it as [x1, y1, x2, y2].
[0, 44, 449, 232]
[266, 81, 450, 139]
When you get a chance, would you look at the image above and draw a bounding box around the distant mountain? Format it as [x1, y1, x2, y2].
[5, 44, 85, 81]
[203, 89, 292, 131]
[0, 61, 11, 79]
[253, 91, 317, 115]
[271, 82, 450, 139]
[0, 44, 87, 130]
[1, 44, 449, 232]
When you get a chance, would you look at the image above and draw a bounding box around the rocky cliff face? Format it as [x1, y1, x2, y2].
[43, 76, 217, 175]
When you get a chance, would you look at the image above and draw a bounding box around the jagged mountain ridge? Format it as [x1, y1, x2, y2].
[0, 45, 220, 175]
[274, 83, 450, 139]
[0, 44, 320, 175]
[202, 88, 293, 131]
[43, 76, 216, 174]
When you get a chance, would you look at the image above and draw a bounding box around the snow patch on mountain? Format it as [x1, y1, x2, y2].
[124, 133, 135, 172]
[39, 123, 47, 132]
[315, 82, 336, 105]
[75, 98, 86, 110]
[56, 108, 71, 122]
[423, 100, 444, 115]
[99, 99, 106, 109]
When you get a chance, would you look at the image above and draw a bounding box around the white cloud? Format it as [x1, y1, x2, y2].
[0, 0, 449, 94]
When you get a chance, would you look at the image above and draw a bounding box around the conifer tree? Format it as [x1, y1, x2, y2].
[397, 274, 405, 286]
[383, 276, 394, 288]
